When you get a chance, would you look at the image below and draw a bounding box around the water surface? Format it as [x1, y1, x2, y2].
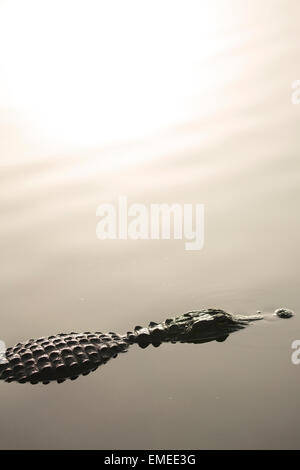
[0, 0, 300, 449]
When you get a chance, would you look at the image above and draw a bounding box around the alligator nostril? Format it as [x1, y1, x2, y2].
[274, 308, 295, 319]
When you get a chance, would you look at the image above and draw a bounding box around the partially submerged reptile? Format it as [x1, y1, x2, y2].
[0, 307, 294, 385]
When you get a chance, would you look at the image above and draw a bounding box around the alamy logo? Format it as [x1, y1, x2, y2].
[291, 80, 300, 104]
[96, 196, 204, 251]
[0, 340, 8, 364]
[291, 340, 300, 365]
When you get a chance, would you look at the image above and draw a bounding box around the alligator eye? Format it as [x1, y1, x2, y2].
[191, 320, 203, 330]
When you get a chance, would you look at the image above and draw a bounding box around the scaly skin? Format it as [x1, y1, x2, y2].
[0, 332, 128, 384]
[0, 308, 294, 384]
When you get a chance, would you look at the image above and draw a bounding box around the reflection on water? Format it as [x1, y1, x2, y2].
[0, 0, 300, 450]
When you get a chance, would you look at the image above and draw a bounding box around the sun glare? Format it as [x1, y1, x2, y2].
[0, 0, 229, 153]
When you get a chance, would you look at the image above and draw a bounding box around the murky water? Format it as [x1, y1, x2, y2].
[0, 1, 300, 449]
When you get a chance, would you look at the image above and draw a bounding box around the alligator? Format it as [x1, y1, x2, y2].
[0, 307, 294, 385]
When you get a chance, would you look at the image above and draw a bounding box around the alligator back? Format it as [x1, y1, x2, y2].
[0, 331, 128, 384]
